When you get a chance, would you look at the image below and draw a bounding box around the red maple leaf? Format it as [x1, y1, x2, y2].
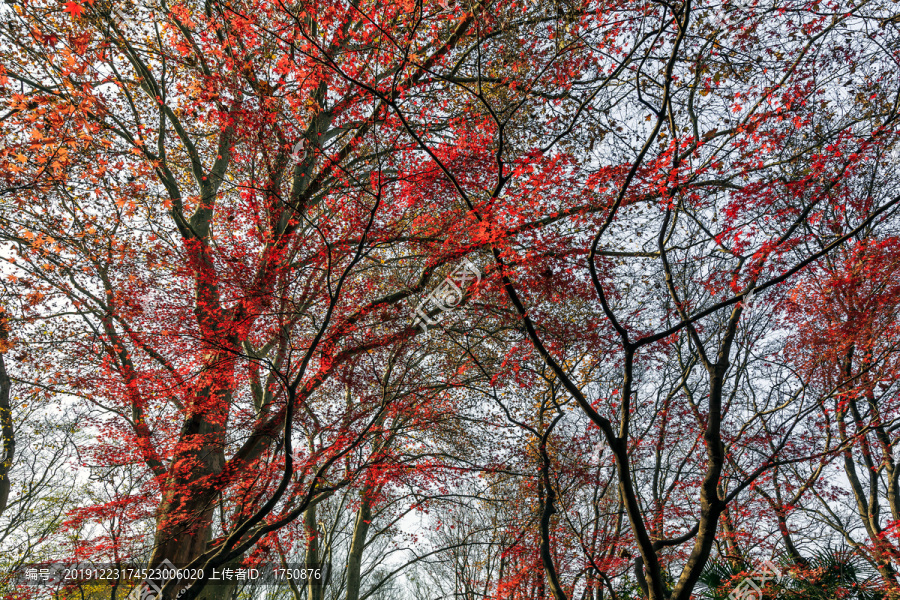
[63, 2, 85, 17]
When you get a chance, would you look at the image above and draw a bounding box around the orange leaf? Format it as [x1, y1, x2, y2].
[64, 2, 85, 17]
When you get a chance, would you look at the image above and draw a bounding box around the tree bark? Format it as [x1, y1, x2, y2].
[719, 501, 744, 571]
[345, 486, 374, 600]
[0, 339, 12, 518]
[146, 345, 234, 599]
[539, 413, 568, 600]
[304, 502, 324, 600]
[835, 348, 900, 585]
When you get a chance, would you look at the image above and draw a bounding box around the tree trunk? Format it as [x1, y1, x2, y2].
[147, 349, 234, 600]
[345, 487, 374, 600]
[305, 503, 324, 600]
[719, 501, 744, 571]
[773, 508, 805, 566]
[539, 414, 568, 600]
[0, 344, 12, 518]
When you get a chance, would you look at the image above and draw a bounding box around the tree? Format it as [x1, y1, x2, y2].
[1, 0, 501, 597]
[396, 0, 900, 598]
[782, 236, 900, 591]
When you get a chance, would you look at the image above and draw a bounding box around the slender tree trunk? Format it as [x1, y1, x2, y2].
[836, 349, 900, 586]
[772, 506, 805, 565]
[539, 414, 568, 600]
[719, 500, 744, 571]
[838, 399, 900, 584]
[669, 320, 740, 600]
[0, 335, 12, 518]
[345, 486, 374, 600]
[305, 503, 324, 600]
[863, 385, 900, 524]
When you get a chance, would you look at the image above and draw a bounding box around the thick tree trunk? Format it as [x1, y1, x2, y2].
[147, 348, 234, 600]
[148, 414, 227, 558]
[146, 419, 229, 599]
